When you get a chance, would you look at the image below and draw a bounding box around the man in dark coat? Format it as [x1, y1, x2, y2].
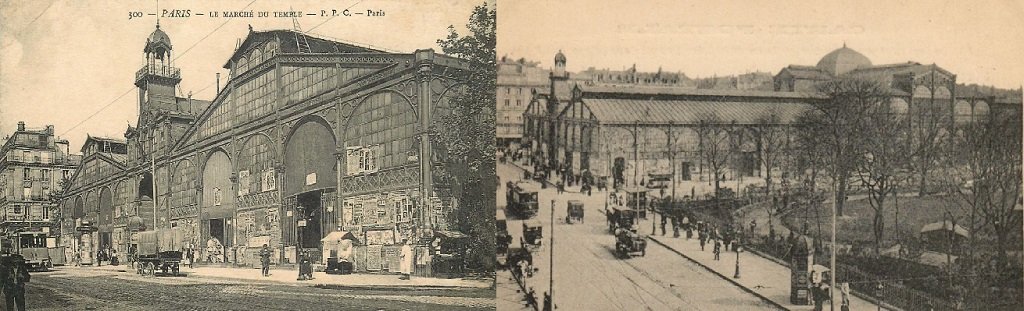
[2, 252, 30, 311]
[259, 244, 272, 277]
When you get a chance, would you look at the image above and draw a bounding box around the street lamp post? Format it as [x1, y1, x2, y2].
[734, 227, 742, 279]
[549, 199, 555, 310]
[875, 282, 884, 311]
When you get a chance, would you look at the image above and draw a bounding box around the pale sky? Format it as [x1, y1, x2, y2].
[498, 0, 1024, 88]
[0, 0, 488, 152]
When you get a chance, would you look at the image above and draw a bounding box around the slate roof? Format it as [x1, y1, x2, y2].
[581, 99, 812, 126]
[581, 85, 820, 100]
[781, 65, 832, 80]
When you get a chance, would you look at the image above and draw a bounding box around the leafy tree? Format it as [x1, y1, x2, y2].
[434, 3, 496, 272]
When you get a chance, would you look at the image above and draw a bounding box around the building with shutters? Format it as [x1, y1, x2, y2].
[0, 122, 81, 247]
[59, 24, 475, 275]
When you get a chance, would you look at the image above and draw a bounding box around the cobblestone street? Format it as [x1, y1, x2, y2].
[20, 266, 495, 310]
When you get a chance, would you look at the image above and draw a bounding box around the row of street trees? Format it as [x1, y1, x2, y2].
[691, 76, 1020, 265]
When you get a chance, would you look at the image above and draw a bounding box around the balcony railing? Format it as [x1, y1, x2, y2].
[135, 64, 181, 82]
[1, 153, 81, 165]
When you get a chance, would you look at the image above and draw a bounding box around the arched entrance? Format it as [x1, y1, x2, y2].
[283, 119, 337, 264]
[201, 150, 233, 263]
[98, 187, 113, 251]
[137, 172, 155, 231]
[613, 157, 626, 188]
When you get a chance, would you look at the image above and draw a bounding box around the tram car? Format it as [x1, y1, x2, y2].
[607, 206, 638, 233]
[506, 182, 540, 219]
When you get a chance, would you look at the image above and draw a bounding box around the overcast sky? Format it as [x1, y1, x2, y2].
[498, 0, 1023, 88]
[1, 0, 487, 152]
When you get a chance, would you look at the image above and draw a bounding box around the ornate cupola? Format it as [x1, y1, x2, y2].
[136, 23, 181, 121]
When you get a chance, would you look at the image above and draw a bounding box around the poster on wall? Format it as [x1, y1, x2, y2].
[238, 170, 250, 196]
[262, 168, 276, 192]
[365, 230, 395, 245]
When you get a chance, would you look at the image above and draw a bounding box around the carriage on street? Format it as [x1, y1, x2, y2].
[615, 228, 647, 258]
[521, 220, 544, 250]
[566, 200, 585, 224]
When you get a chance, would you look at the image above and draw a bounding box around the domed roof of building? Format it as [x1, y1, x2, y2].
[816, 44, 871, 76]
[147, 24, 172, 49]
[554, 50, 566, 64]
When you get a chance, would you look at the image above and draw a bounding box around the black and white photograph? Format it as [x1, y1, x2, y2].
[0, 1, 496, 310]
[496, 1, 1022, 310]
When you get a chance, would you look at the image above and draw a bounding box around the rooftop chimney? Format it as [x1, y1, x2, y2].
[17, 121, 25, 131]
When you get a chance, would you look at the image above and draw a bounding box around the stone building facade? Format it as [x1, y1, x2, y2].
[497, 56, 547, 147]
[0, 122, 80, 244]
[60, 25, 473, 275]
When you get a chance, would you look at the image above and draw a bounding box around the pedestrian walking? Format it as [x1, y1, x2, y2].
[96, 249, 103, 267]
[259, 244, 272, 277]
[186, 248, 195, 269]
[840, 282, 851, 311]
[699, 235, 706, 251]
[750, 219, 757, 234]
[713, 240, 721, 260]
[660, 215, 667, 236]
[399, 239, 414, 280]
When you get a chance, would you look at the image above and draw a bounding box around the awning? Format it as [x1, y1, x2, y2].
[920, 221, 970, 238]
[435, 230, 469, 239]
[321, 231, 359, 243]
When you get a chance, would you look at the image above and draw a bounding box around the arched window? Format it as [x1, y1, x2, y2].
[954, 100, 972, 123]
[973, 101, 990, 121]
[250, 49, 263, 67]
[236, 57, 249, 76]
[890, 98, 909, 114]
[265, 40, 278, 58]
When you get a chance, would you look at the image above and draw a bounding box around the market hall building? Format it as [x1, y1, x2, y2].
[523, 47, 1022, 190]
[59, 25, 473, 275]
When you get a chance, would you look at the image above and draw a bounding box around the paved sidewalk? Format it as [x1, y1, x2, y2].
[641, 216, 893, 311]
[62, 264, 492, 289]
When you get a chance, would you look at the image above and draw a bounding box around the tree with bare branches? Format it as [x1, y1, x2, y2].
[907, 101, 948, 196]
[696, 112, 732, 198]
[852, 85, 906, 255]
[751, 111, 788, 235]
[947, 113, 1022, 268]
[801, 77, 883, 216]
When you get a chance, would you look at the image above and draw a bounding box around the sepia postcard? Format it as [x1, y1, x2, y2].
[1, 0, 496, 310]
[496, 1, 1022, 311]
[1, 0, 1023, 311]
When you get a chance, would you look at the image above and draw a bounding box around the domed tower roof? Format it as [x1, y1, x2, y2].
[816, 44, 871, 76]
[554, 50, 566, 66]
[144, 24, 173, 56]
